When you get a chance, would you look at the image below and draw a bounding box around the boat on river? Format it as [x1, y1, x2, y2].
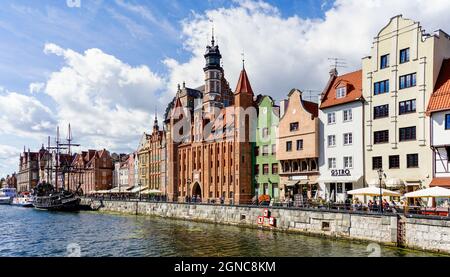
[0, 188, 17, 205]
[32, 182, 81, 211]
[12, 192, 34, 208]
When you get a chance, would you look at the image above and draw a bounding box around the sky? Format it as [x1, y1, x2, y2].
[1, 0, 450, 177]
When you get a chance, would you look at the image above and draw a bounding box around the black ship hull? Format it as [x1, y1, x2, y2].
[33, 195, 81, 212]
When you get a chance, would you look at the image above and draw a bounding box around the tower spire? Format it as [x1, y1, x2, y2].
[210, 20, 215, 46]
[241, 51, 245, 70]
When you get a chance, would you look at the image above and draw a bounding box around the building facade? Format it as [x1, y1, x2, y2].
[17, 149, 39, 192]
[254, 95, 280, 200]
[318, 69, 365, 203]
[68, 149, 114, 194]
[428, 58, 450, 188]
[166, 36, 255, 204]
[363, 15, 450, 193]
[277, 89, 319, 202]
[137, 116, 165, 191]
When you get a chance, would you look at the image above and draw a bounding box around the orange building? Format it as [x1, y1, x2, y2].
[165, 36, 256, 204]
[277, 89, 319, 202]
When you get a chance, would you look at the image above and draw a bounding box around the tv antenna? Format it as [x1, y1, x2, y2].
[302, 89, 322, 103]
[328, 57, 347, 71]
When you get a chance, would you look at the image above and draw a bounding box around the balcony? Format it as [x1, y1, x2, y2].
[279, 158, 319, 176]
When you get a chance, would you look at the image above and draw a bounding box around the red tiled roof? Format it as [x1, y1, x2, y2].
[320, 70, 363, 109]
[303, 100, 319, 118]
[235, 68, 254, 95]
[430, 178, 450, 187]
[427, 59, 450, 115]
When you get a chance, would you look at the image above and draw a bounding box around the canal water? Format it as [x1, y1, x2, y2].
[0, 205, 443, 257]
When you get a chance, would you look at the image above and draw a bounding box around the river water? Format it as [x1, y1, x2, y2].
[0, 205, 443, 257]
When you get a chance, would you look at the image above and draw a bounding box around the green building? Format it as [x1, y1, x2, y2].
[254, 95, 280, 200]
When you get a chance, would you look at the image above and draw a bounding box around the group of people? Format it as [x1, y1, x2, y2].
[351, 198, 398, 212]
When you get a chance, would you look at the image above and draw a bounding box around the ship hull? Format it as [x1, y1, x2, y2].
[33, 196, 81, 212]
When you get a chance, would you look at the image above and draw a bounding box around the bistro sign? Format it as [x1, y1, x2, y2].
[331, 169, 351, 177]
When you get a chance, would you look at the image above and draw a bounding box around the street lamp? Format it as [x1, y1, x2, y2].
[377, 168, 384, 213]
[138, 182, 142, 201]
[187, 178, 191, 203]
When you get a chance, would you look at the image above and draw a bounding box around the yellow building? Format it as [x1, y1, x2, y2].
[363, 15, 450, 193]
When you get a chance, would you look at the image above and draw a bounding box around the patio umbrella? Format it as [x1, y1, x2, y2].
[347, 187, 401, 197]
[404, 186, 450, 198]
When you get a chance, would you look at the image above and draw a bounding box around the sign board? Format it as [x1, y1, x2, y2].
[331, 169, 351, 177]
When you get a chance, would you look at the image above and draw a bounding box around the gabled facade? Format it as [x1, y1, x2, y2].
[277, 89, 319, 202]
[17, 149, 39, 192]
[318, 69, 365, 203]
[363, 15, 450, 192]
[165, 36, 256, 204]
[255, 95, 280, 200]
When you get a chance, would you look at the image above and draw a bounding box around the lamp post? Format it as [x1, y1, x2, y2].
[187, 178, 191, 203]
[138, 182, 142, 201]
[377, 168, 384, 213]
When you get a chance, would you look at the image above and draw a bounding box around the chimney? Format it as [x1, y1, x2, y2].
[280, 99, 288, 118]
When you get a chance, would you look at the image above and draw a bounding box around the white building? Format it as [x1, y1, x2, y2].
[428, 58, 450, 188]
[363, 15, 450, 193]
[318, 69, 365, 203]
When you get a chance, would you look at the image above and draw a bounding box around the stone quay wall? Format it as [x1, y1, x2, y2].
[404, 216, 450, 253]
[81, 198, 450, 253]
[82, 199, 398, 246]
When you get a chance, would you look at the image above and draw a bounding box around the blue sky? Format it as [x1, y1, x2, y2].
[1, 0, 450, 177]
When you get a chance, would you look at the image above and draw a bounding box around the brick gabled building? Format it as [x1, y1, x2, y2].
[17, 149, 39, 192]
[165, 36, 256, 204]
[68, 149, 114, 194]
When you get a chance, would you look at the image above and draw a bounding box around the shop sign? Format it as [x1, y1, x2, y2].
[331, 169, 351, 177]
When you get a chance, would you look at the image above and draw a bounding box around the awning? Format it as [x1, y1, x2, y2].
[385, 178, 403, 188]
[367, 178, 384, 187]
[130, 186, 148, 193]
[317, 176, 362, 183]
[405, 187, 450, 198]
[141, 189, 163, 195]
[430, 178, 450, 188]
[405, 180, 421, 187]
[298, 180, 309, 185]
[285, 181, 299, 187]
[347, 187, 401, 197]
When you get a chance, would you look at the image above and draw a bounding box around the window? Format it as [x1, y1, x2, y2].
[343, 109, 352, 122]
[399, 73, 416, 89]
[296, 140, 304, 151]
[407, 154, 419, 168]
[343, 133, 353, 145]
[263, 164, 269, 175]
[380, 54, 390, 69]
[446, 114, 450, 130]
[399, 126, 416, 141]
[286, 141, 292, 152]
[374, 130, 389, 144]
[389, 155, 400, 169]
[374, 104, 389, 119]
[272, 164, 278, 174]
[327, 113, 336, 124]
[374, 80, 389, 95]
[399, 99, 416, 115]
[255, 165, 259, 175]
[254, 146, 260, 156]
[262, 145, 269, 156]
[328, 158, 336, 169]
[262, 128, 269, 138]
[328, 135, 336, 147]
[344, 156, 353, 169]
[373, 156, 383, 170]
[400, 48, 410, 64]
[271, 144, 276, 155]
[336, 87, 347, 99]
[290, 122, 299, 132]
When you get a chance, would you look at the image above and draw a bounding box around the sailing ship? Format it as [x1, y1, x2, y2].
[32, 125, 84, 212]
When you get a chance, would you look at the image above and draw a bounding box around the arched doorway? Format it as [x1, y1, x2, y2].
[192, 182, 202, 203]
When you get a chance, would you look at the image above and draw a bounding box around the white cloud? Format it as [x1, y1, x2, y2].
[0, 91, 56, 137]
[29, 82, 45, 94]
[0, 145, 20, 177]
[164, 0, 450, 102]
[42, 43, 166, 151]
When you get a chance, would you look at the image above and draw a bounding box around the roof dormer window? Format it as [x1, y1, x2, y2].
[336, 86, 347, 99]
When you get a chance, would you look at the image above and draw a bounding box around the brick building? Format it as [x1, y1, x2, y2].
[165, 35, 256, 204]
[17, 149, 39, 192]
[137, 115, 165, 192]
[67, 149, 114, 194]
